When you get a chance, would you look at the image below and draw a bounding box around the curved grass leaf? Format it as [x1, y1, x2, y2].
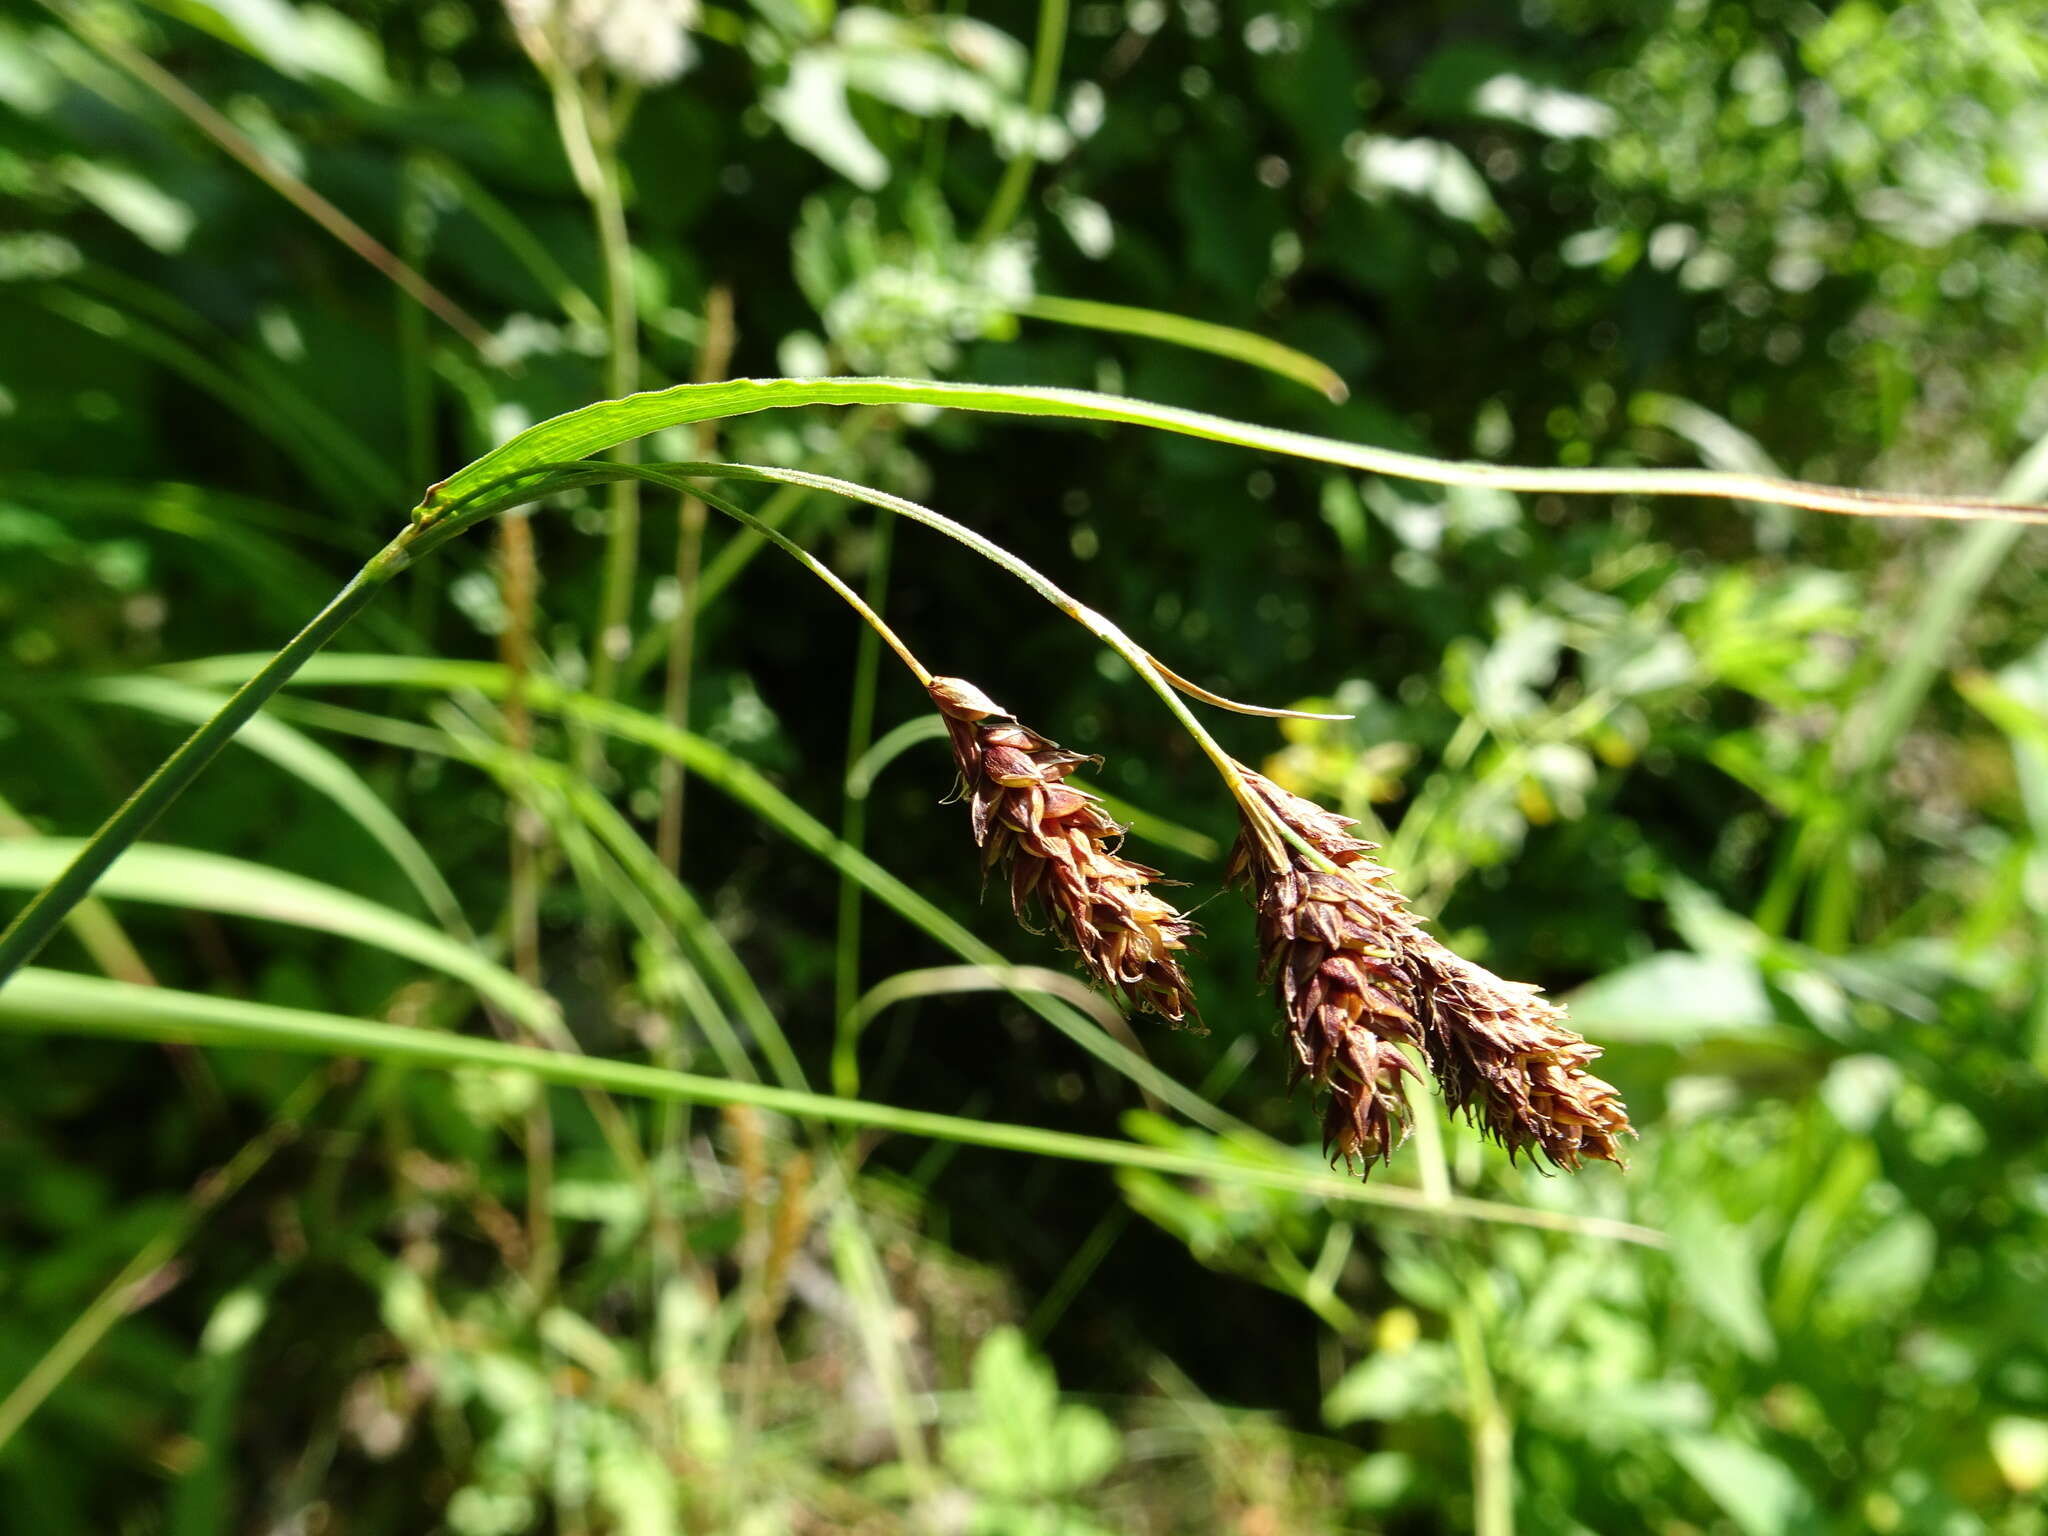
[0, 840, 550, 1038]
[418, 377, 2048, 527]
[0, 968, 1665, 1245]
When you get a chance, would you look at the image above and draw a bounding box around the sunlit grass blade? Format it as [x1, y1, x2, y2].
[0, 790, 153, 987]
[298, 700, 768, 1087]
[0, 839, 550, 1038]
[414, 154, 607, 335]
[0, 532, 411, 988]
[1018, 294, 1349, 402]
[417, 377, 2048, 529]
[0, 968, 1666, 1245]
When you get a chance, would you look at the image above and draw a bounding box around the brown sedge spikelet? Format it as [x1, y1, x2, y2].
[928, 677, 1200, 1027]
[1407, 934, 1633, 1172]
[1226, 765, 1632, 1174]
[1225, 766, 1429, 1171]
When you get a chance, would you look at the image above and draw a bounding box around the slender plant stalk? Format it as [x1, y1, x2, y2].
[38, 0, 493, 354]
[0, 535, 413, 989]
[1454, 1304, 1516, 1536]
[832, 514, 896, 1097]
[0, 790, 153, 987]
[522, 1079, 559, 1300]
[625, 460, 1313, 860]
[507, 7, 644, 734]
[652, 407, 885, 656]
[657, 285, 736, 870]
[1410, 1069, 1516, 1536]
[684, 485, 930, 684]
[494, 511, 559, 1297]
[397, 153, 448, 647]
[419, 154, 607, 335]
[499, 513, 544, 985]
[977, 0, 1070, 242]
[619, 483, 828, 684]
[567, 84, 643, 721]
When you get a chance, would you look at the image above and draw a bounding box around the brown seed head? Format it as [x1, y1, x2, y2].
[1409, 935, 1633, 1171]
[929, 678, 1200, 1026]
[1225, 767, 1427, 1170]
[1227, 764, 1632, 1174]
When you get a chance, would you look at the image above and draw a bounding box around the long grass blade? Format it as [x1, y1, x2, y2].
[0, 839, 551, 1037]
[417, 377, 2048, 529]
[1805, 429, 2048, 947]
[40, 0, 495, 353]
[0, 968, 1666, 1245]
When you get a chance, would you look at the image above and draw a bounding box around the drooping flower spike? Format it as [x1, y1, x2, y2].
[1226, 765, 1632, 1174]
[928, 677, 1200, 1028]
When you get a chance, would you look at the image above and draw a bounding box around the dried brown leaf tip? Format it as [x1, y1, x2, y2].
[1226, 765, 1632, 1175]
[928, 677, 1199, 1027]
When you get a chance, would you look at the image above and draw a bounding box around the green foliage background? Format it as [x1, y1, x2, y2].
[3, 0, 2048, 1530]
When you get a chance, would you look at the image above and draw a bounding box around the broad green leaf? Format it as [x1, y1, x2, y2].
[945, 1327, 1120, 1499]
[1566, 952, 1777, 1044]
[55, 160, 195, 253]
[1668, 1435, 1819, 1536]
[1667, 1209, 1775, 1361]
[154, 0, 391, 97]
[1822, 1212, 1935, 1320]
[1323, 1340, 1460, 1425]
[0, 841, 546, 1037]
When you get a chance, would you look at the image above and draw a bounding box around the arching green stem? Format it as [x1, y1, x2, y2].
[426, 455, 1336, 866]
[0, 533, 416, 988]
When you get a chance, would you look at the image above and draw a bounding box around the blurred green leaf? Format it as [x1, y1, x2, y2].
[1668, 1435, 1820, 1536]
[1567, 953, 1776, 1045]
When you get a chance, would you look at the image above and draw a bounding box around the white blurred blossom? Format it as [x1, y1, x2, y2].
[506, 0, 700, 84]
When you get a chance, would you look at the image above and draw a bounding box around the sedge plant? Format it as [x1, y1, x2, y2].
[3, 376, 2046, 1182]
